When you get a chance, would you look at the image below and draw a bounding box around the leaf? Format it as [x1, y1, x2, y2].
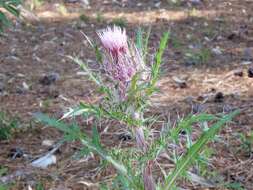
[163, 110, 239, 190]
[60, 107, 89, 120]
[0, 11, 10, 27]
[136, 27, 151, 64]
[34, 112, 81, 140]
[95, 45, 102, 64]
[151, 31, 170, 85]
[171, 114, 217, 142]
[3, 4, 19, 17]
[92, 125, 102, 149]
[143, 26, 151, 63]
[136, 27, 143, 52]
[0, 0, 21, 33]
[80, 138, 129, 178]
[68, 56, 102, 86]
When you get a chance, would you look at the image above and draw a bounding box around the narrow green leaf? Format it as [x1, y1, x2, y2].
[34, 112, 81, 140]
[94, 44, 102, 64]
[92, 125, 102, 149]
[143, 26, 151, 63]
[0, 11, 10, 27]
[150, 31, 170, 87]
[136, 27, 143, 51]
[68, 56, 102, 86]
[163, 110, 239, 190]
[171, 114, 217, 141]
[80, 138, 129, 177]
[3, 4, 19, 17]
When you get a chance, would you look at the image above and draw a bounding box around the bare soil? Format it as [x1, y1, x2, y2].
[0, 0, 253, 189]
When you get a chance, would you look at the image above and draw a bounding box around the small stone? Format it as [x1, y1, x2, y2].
[8, 148, 24, 159]
[16, 87, 25, 94]
[217, 35, 223, 40]
[223, 104, 233, 113]
[241, 61, 252, 65]
[22, 82, 29, 90]
[39, 72, 60, 86]
[233, 69, 243, 77]
[227, 32, 238, 41]
[214, 92, 224, 103]
[118, 133, 132, 141]
[17, 73, 25, 77]
[172, 76, 187, 88]
[42, 140, 54, 147]
[154, 2, 161, 7]
[204, 37, 211, 42]
[81, 0, 90, 5]
[211, 47, 222, 55]
[248, 68, 253, 78]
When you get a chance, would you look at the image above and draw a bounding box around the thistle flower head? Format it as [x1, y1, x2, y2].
[97, 26, 128, 56]
[97, 26, 149, 100]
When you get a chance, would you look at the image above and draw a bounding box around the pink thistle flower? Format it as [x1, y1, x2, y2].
[97, 26, 128, 57]
[97, 26, 149, 100]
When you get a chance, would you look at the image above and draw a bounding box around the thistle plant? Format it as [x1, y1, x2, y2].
[36, 26, 239, 190]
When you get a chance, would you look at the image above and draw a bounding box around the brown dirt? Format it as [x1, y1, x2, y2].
[0, 0, 253, 189]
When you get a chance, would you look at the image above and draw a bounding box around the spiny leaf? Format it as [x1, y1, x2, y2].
[149, 31, 170, 93]
[34, 112, 81, 140]
[163, 110, 239, 190]
[68, 56, 102, 86]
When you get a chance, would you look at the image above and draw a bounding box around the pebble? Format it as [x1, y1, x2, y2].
[118, 133, 132, 141]
[214, 92, 224, 103]
[22, 82, 29, 90]
[39, 72, 60, 86]
[248, 68, 253, 78]
[241, 61, 252, 65]
[8, 148, 24, 159]
[233, 69, 243, 77]
[172, 76, 187, 88]
[42, 140, 54, 147]
[16, 87, 25, 94]
[211, 47, 222, 55]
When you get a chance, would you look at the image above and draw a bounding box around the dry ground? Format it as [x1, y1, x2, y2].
[0, 0, 253, 189]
